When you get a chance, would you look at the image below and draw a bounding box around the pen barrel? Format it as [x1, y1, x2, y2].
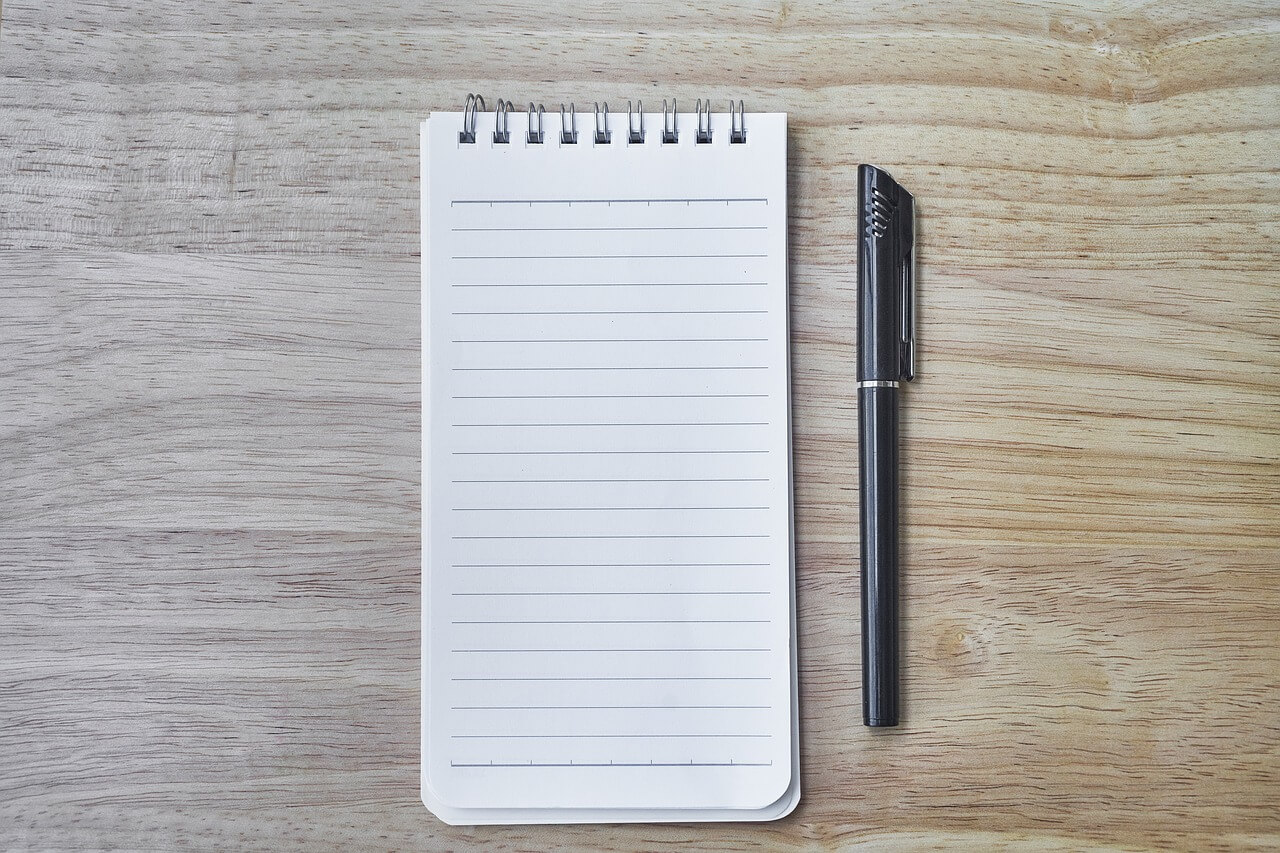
[859, 384, 899, 727]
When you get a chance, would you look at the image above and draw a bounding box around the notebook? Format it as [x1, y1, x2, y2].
[421, 96, 797, 825]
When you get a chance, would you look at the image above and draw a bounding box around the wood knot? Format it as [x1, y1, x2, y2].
[935, 619, 990, 670]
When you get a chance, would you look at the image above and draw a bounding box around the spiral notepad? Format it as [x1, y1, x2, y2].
[421, 96, 797, 825]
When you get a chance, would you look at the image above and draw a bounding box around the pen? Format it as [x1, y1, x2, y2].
[857, 164, 915, 728]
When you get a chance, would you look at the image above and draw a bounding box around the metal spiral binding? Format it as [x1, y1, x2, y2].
[459, 96, 748, 145]
[627, 100, 644, 144]
[459, 93, 484, 143]
[560, 103, 577, 144]
[730, 100, 746, 144]
[493, 100, 513, 144]
[594, 102, 610, 144]
[695, 99, 712, 143]
[526, 103, 544, 144]
[662, 98, 678, 144]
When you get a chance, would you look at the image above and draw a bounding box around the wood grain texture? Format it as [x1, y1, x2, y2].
[1, 0, 1277, 849]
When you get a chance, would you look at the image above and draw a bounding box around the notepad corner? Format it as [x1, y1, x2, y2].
[421, 769, 466, 826]
[754, 766, 801, 821]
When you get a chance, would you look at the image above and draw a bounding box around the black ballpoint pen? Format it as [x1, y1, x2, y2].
[857, 164, 915, 728]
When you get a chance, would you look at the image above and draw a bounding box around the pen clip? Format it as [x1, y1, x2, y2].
[898, 188, 916, 382]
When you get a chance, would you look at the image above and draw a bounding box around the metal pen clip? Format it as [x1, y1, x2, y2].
[898, 189, 916, 382]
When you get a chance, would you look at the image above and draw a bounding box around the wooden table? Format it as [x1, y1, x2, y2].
[2, 1, 1277, 849]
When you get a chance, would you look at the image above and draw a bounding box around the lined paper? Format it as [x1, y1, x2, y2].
[422, 111, 792, 813]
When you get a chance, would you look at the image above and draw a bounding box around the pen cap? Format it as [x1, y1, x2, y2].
[857, 165, 915, 383]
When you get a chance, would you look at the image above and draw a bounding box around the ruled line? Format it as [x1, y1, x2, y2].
[450, 761, 774, 767]
[452, 450, 767, 456]
[452, 506, 769, 512]
[453, 648, 770, 653]
[451, 337, 768, 342]
[451, 282, 768, 288]
[452, 366, 768, 371]
[451, 676, 772, 681]
[451, 733, 773, 739]
[454, 253, 768, 260]
[450, 198, 768, 205]
[451, 478, 769, 484]
[452, 422, 768, 427]
[451, 394, 768, 400]
[451, 310, 767, 316]
[453, 562, 770, 567]
[451, 619, 771, 625]
[450, 591, 771, 596]
[451, 704, 771, 710]
[452, 226, 767, 232]
[450, 534, 770, 540]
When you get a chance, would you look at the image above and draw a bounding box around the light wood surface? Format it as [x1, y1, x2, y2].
[2, 1, 1277, 849]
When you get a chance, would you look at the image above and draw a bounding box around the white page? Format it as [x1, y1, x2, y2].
[422, 108, 793, 816]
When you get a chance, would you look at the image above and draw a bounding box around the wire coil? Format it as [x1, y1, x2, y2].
[458, 96, 747, 145]
[459, 93, 485, 143]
